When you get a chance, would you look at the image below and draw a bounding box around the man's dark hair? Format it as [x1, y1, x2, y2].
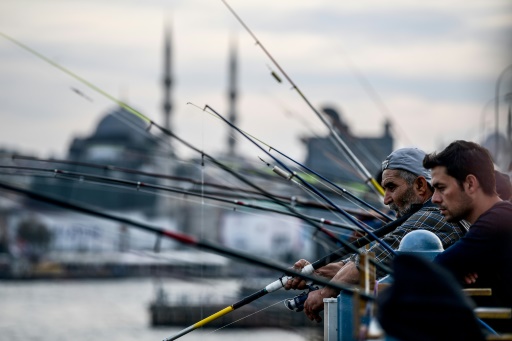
[495, 170, 512, 200]
[422, 140, 496, 196]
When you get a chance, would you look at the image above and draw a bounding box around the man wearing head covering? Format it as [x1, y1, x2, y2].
[285, 147, 468, 322]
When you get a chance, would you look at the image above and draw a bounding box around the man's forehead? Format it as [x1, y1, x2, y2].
[431, 166, 450, 183]
[431, 166, 448, 177]
[382, 169, 406, 182]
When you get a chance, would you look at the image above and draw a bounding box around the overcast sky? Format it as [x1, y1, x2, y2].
[1, 0, 511, 165]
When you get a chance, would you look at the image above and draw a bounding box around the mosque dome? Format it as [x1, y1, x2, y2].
[94, 106, 148, 142]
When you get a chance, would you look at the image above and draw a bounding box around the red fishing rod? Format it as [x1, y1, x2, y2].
[0, 180, 377, 340]
[0, 32, 384, 249]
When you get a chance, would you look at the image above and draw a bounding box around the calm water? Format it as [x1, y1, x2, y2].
[0, 278, 321, 341]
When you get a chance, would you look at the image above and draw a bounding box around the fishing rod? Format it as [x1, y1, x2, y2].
[3, 160, 303, 206]
[164, 203, 421, 340]
[0, 32, 371, 248]
[0, 32, 392, 249]
[0, 180, 375, 336]
[6, 153, 379, 218]
[149, 117, 371, 250]
[0, 32, 401, 332]
[220, 0, 385, 197]
[202, 104, 397, 257]
[0, 165, 360, 234]
[189, 104, 392, 223]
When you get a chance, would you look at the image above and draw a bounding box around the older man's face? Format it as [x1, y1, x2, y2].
[381, 169, 422, 217]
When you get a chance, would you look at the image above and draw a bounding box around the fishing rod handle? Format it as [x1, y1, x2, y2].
[265, 264, 315, 293]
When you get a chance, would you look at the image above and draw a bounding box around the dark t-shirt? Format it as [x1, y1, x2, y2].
[434, 201, 512, 310]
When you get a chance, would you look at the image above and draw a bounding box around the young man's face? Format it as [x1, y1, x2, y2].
[381, 169, 421, 217]
[431, 166, 472, 222]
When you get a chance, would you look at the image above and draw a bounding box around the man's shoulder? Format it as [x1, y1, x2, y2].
[480, 201, 512, 220]
[405, 204, 462, 228]
[478, 200, 512, 226]
[411, 204, 443, 216]
[493, 200, 512, 212]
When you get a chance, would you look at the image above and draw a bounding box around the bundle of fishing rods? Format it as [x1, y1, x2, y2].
[0, 1, 414, 340]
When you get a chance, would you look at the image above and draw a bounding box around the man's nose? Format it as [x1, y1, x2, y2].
[383, 191, 392, 205]
[432, 190, 441, 204]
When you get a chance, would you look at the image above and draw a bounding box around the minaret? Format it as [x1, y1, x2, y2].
[163, 22, 173, 138]
[227, 34, 238, 157]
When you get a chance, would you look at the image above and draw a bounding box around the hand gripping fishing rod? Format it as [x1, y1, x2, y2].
[163, 205, 419, 341]
[203, 104, 397, 257]
[220, 0, 385, 197]
[166, 206, 422, 340]
[0, 180, 374, 340]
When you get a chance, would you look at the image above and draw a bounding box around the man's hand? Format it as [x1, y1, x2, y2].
[285, 260, 346, 290]
[464, 272, 478, 284]
[314, 261, 344, 279]
[303, 286, 339, 322]
[284, 259, 310, 290]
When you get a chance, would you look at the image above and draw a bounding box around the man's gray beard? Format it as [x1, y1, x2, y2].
[391, 186, 422, 217]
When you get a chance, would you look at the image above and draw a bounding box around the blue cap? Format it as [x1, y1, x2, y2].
[382, 147, 432, 183]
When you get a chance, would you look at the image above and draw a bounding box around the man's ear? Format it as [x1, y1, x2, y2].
[414, 177, 428, 195]
[464, 174, 479, 194]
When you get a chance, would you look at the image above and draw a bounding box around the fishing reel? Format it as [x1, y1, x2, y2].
[284, 285, 319, 312]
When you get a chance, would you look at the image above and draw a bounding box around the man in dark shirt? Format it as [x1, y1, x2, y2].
[423, 140, 512, 333]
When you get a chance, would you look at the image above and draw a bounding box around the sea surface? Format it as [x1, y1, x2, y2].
[0, 278, 321, 341]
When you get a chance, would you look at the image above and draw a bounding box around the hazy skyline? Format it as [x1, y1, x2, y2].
[1, 0, 511, 166]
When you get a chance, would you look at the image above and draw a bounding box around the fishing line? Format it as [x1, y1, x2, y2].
[256, 155, 389, 227]
[186, 102, 390, 222]
[0, 26, 380, 232]
[0, 45, 392, 292]
[3, 175, 413, 339]
[219, 0, 385, 197]
[0, 165, 358, 238]
[202, 104, 396, 256]
[0, 32, 383, 220]
[259, 153, 382, 227]
[334, 47, 414, 148]
[162, 206, 421, 340]
[254, 158, 366, 232]
[0, 179, 374, 298]
[189, 110, 386, 232]
[6, 155, 310, 212]
[207, 298, 286, 333]
[0, 31, 407, 338]
[7, 154, 310, 205]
